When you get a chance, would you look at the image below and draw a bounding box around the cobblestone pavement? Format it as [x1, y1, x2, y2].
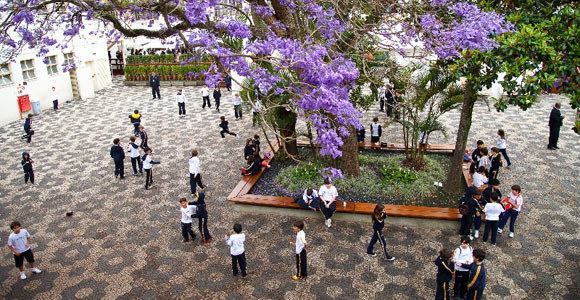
[0, 77, 579, 299]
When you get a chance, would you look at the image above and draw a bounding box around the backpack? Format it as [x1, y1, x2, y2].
[458, 197, 470, 215]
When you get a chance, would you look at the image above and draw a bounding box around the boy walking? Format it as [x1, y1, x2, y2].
[225, 223, 247, 277]
[110, 138, 125, 179]
[189, 149, 207, 194]
[21, 114, 34, 144]
[290, 220, 307, 280]
[142, 147, 160, 190]
[139, 125, 149, 150]
[179, 198, 197, 242]
[7, 221, 42, 280]
[219, 116, 238, 138]
[127, 137, 143, 176]
[21, 152, 35, 184]
[129, 110, 141, 137]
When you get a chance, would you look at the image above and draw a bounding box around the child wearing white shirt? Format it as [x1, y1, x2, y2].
[176, 89, 186, 116]
[497, 129, 512, 168]
[319, 178, 338, 227]
[482, 192, 505, 245]
[498, 185, 523, 238]
[290, 221, 307, 280]
[51, 87, 59, 111]
[179, 198, 197, 242]
[7, 221, 42, 279]
[452, 236, 473, 299]
[201, 84, 211, 109]
[225, 223, 247, 277]
[472, 166, 488, 188]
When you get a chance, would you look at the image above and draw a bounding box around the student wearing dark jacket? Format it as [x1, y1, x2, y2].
[458, 187, 481, 239]
[470, 140, 485, 173]
[128, 110, 141, 137]
[110, 138, 125, 179]
[219, 116, 237, 138]
[366, 204, 395, 261]
[139, 126, 149, 150]
[489, 147, 502, 180]
[474, 179, 502, 237]
[21, 114, 34, 144]
[457, 248, 486, 300]
[150, 72, 161, 99]
[434, 248, 455, 300]
[21, 152, 34, 184]
[241, 153, 262, 175]
[191, 192, 212, 244]
[213, 87, 222, 112]
[548, 102, 564, 150]
[244, 138, 255, 161]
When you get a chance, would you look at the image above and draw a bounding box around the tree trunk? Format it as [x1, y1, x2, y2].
[275, 108, 298, 156]
[341, 125, 360, 176]
[444, 80, 477, 193]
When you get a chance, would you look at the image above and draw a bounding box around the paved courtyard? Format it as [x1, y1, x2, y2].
[0, 77, 579, 299]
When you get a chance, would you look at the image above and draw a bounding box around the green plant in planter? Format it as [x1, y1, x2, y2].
[380, 164, 417, 184]
[573, 119, 580, 135]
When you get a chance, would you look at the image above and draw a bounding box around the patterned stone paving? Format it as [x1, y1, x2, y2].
[0, 77, 579, 299]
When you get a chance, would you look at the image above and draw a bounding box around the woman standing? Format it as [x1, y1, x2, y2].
[366, 204, 396, 261]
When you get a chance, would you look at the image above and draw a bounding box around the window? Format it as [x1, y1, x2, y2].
[0, 64, 11, 85]
[46, 55, 58, 75]
[63, 53, 75, 71]
[20, 59, 36, 80]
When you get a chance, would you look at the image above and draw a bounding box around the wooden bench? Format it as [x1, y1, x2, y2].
[295, 140, 454, 154]
[228, 138, 462, 221]
[231, 194, 462, 220]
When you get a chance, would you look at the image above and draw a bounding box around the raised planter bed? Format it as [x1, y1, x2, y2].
[227, 140, 463, 220]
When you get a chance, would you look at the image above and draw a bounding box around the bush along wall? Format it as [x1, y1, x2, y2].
[123, 64, 209, 81]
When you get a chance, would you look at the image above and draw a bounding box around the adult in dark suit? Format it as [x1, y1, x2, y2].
[548, 102, 564, 150]
[149, 72, 161, 99]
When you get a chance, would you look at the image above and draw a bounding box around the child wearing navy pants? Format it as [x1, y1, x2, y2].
[191, 192, 212, 244]
[434, 248, 455, 300]
[290, 220, 307, 280]
[366, 204, 395, 261]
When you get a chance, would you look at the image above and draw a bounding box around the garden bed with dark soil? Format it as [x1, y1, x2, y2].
[250, 148, 462, 208]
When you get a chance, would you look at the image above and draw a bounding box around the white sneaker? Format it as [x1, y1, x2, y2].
[497, 228, 503, 234]
[20, 272, 27, 280]
[328, 219, 332, 226]
[474, 230, 479, 238]
[509, 232, 514, 238]
[469, 235, 474, 240]
[31, 267, 42, 274]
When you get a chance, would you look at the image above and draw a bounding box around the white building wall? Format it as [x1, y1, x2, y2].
[0, 39, 112, 127]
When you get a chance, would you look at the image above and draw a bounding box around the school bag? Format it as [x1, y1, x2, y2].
[458, 197, 470, 215]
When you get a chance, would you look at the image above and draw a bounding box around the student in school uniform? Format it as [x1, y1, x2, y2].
[21, 114, 34, 144]
[225, 223, 247, 277]
[232, 93, 243, 120]
[482, 192, 505, 246]
[139, 126, 149, 150]
[472, 166, 488, 189]
[434, 248, 455, 300]
[290, 220, 308, 280]
[191, 192, 212, 244]
[252, 135, 261, 154]
[453, 236, 473, 299]
[179, 198, 197, 243]
[213, 87, 222, 112]
[110, 138, 125, 179]
[456, 248, 486, 300]
[470, 140, 485, 174]
[201, 84, 211, 109]
[127, 137, 143, 176]
[489, 147, 502, 180]
[129, 110, 142, 137]
[142, 147, 160, 190]
[176, 89, 186, 116]
[297, 188, 319, 211]
[473, 179, 502, 238]
[318, 178, 338, 228]
[252, 99, 262, 127]
[50, 87, 59, 111]
[378, 85, 386, 112]
[366, 204, 395, 261]
[21, 152, 34, 184]
[244, 138, 255, 161]
[219, 116, 238, 138]
[189, 149, 207, 195]
[498, 185, 523, 238]
[458, 187, 480, 239]
[370, 117, 382, 146]
[497, 129, 511, 168]
[478, 148, 491, 177]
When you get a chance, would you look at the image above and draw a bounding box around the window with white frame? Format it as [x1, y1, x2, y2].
[0, 64, 11, 85]
[63, 53, 75, 70]
[20, 59, 36, 80]
[46, 55, 58, 75]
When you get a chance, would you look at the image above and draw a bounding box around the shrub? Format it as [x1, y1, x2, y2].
[380, 165, 417, 184]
